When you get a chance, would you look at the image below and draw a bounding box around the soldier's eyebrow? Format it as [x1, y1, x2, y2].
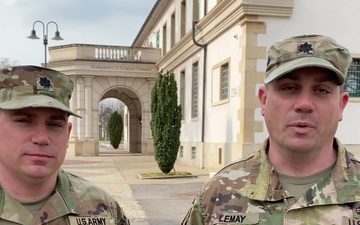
[8, 110, 67, 121]
[8, 110, 35, 118]
[280, 70, 338, 83]
[48, 114, 68, 121]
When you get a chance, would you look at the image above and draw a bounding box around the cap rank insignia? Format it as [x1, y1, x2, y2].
[298, 42, 314, 54]
[39, 77, 52, 88]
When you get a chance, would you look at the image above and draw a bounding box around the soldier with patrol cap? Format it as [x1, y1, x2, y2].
[182, 34, 360, 225]
[0, 66, 129, 224]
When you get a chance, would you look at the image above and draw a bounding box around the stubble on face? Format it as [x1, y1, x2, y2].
[0, 108, 71, 185]
[259, 68, 348, 157]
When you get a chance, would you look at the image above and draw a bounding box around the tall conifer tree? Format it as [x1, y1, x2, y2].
[150, 71, 182, 174]
[107, 111, 123, 149]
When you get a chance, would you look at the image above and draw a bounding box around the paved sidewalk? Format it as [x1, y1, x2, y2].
[61, 149, 210, 225]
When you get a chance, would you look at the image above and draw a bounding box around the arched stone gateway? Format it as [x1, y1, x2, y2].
[47, 44, 161, 156]
[101, 87, 143, 154]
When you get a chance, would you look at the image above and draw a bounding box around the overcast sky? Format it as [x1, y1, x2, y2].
[0, 0, 157, 66]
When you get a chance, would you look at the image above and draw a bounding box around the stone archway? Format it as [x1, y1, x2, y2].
[101, 87, 143, 153]
[47, 44, 161, 156]
[67, 74, 157, 156]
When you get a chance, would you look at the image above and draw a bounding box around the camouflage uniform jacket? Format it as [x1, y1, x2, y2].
[182, 138, 360, 225]
[0, 169, 130, 225]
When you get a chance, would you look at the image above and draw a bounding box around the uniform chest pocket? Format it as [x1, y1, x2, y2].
[212, 212, 259, 224]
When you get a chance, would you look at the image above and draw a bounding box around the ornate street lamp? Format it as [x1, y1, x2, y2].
[27, 20, 63, 67]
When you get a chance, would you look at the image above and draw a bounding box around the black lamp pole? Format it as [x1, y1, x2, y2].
[27, 20, 64, 67]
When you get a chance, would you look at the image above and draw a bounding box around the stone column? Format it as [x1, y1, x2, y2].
[81, 76, 98, 156]
[233, 16, 266, 162]
[68, 75, 82, 156]
[68, 76, 78, 139]
[76, 77, 85, 139]
[147, 79, 156, 138]
[83, 76, 94, 139]
[142, 79, 156, 155]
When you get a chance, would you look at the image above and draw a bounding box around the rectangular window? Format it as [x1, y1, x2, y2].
[193, 0, 199, 21]
[192, 62, 199, 118]
[191, 146, 196, 159]
[218, 148, 222, 164]
[180, 70, 186, 120]
[162, 23, 167, 55]
[212, 59, 230, 104]
[181, 0, 186, 38]
[344, 58, 360, 97]
[156, 31, 160, 48]
[171, 12, 176, 48]
[179, 146, 184, 158]
[221, 63, 229, 100]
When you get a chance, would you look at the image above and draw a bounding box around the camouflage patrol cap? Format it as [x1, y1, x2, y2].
[265, 34, 352, 84]
[0, 65, 81, 117]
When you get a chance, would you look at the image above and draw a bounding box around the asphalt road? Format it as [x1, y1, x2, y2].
[130, 182, 205, 225]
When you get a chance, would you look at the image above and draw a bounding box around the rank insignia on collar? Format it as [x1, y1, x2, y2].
[298, 42, 314, 54]
[39, 77, 52, 88]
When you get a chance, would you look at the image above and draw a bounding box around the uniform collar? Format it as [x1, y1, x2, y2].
[56, 168, 79, 212]
[241, 139, 284, 201]
[0, 169, 79, 223]
[241, 138, 360, 203]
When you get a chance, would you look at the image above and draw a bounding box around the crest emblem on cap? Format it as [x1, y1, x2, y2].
[39, 77, 52, 88]
[298, 42, 314, 54]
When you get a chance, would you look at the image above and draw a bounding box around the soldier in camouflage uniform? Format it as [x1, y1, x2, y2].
[0, 66, 130, 225]
[182, 35, 360, 225]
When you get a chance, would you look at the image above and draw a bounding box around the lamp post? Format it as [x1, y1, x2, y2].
[27, 20, 64, 67]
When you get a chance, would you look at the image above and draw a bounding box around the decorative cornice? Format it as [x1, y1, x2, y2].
[132, 0, 171, 47]
[240, 1, 294, 17]
[157, 0, 293, 70]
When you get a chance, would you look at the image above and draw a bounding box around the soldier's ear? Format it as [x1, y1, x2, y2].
[258, 86, 267, 116]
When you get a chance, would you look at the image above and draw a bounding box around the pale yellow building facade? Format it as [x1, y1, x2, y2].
[133, 0, 360, 171]
[49, 0, 360, 172]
